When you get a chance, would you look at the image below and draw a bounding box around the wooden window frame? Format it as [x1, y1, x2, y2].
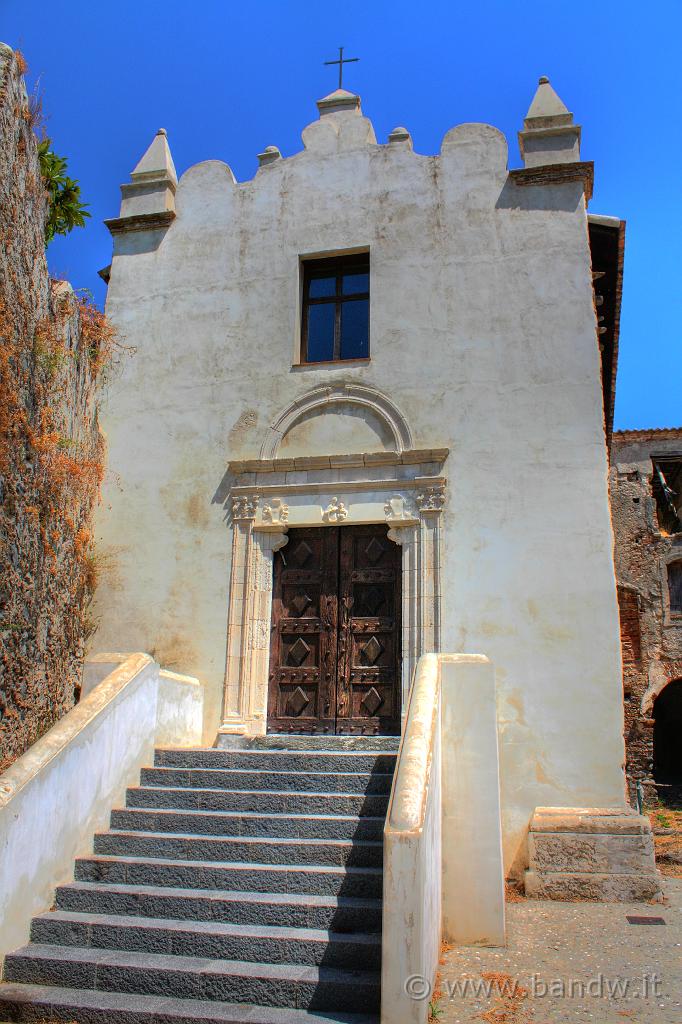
[300, 254, 370, 365]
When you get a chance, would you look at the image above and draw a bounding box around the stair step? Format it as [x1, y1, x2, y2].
[154, 749, 397, 774]
[0, 982, 379, 1023]
[75, 855, 384, 898]
[2, 740, 392, 1020]
[31, 911, 381, 969]
[110, 807, 385, 841]
[219, 733, 399, 752]
[3, 944, 381, 1012]
[94, 831, 383, 867]
[140, 767, 394, 795]
[126, 785, 391, 817]
[56, 881, 383, 931]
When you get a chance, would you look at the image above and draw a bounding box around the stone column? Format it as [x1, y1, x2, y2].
[247, 528, 289, 730]
[388, 523, 419, 710]
[417, 485, 445, 656]
[221, 493, 259, 731]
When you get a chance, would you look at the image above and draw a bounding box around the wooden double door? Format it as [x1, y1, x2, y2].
[268, 525, 401, 735]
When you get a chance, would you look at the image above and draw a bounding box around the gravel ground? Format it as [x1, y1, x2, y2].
[436, 877, 682, 1024]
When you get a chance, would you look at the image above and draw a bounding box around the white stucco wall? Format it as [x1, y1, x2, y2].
[96, 100, 626, 869]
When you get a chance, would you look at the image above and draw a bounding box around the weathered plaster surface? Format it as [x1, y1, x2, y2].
[97, 94, 625, 867]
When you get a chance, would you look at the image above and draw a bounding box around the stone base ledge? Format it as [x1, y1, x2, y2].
[529, 806, 650, 835]
[525, 869, 663, 902]
[525, 806, 662, 902]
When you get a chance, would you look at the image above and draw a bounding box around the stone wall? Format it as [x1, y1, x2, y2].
[0, 44, 106, 771]
[610, 428, 682, 801]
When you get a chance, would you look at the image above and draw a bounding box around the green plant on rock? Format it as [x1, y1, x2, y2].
[37, 138, 90, 244]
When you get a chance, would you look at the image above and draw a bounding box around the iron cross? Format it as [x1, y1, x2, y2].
[324, 47, 359, 90]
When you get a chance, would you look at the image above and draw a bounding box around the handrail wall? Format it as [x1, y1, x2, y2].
[382, 654, 442, 1024]
[0, 651, 204, 965]
[381, 652, 506, 1023]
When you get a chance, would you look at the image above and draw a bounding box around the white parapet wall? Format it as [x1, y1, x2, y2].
[382, 653, 505, 1024]
[0, 651, 204, 966]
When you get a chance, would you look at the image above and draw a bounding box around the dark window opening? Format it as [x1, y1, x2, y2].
[617, 586, 642, 665]
[301, 254, 369, 363]
[652, 459, 682, 535]
[668, 562, 682, 614]
[653, 679, 682, 788]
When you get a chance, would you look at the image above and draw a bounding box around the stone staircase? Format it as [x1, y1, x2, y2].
[0, 736, 398, 1023]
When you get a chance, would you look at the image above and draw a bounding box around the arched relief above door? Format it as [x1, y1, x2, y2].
[260, 383, 413, 460]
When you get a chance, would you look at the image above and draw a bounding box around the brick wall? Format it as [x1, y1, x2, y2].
[610, 429, 682, 801]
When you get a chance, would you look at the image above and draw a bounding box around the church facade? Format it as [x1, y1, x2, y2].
[96, 79, 627, 873]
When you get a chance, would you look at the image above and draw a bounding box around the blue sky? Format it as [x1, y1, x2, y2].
[4, 0, 680, 429]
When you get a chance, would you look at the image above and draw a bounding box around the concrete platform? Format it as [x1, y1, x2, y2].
[437, 877, 682, 1023]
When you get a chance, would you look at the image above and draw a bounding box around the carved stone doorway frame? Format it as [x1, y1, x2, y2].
[218, 448, 448, 738]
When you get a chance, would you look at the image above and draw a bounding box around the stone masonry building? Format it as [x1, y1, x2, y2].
[0, 71, 664, 1024]
[93, 76, 631, 879]
[611, 428, 682, 802]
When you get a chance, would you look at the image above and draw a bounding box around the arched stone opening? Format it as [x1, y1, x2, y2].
[259, 382, 413, 460]
[653, 678, 682, 796]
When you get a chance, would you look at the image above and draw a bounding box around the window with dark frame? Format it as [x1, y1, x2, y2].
[652, 459, 682, 535]
[301, 254, 369, 363]
[668, 561, 682, 614]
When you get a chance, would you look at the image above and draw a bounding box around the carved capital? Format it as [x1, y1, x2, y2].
[387, 525, 417, 546]
[231, 492, 259, 521]
[416, 485, 446, 515]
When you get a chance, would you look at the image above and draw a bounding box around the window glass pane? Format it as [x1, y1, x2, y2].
[342, 272, 369, 295]
[306, 303, 336, 361]
[340, 298, 369, 359]
[308, 275, 336, 298]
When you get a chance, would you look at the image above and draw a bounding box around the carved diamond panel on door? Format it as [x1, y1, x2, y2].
[267, 524, 401, 734]
[267, 528, 339, 733]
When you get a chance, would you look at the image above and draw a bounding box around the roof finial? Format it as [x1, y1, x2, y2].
[518, 77, 581, 167]
[115, 128, 178, 222]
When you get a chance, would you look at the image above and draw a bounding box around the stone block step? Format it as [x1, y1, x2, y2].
[0, 982, 379, 1023]
[3, 944, 380, 1013]
[110, 807, 385, 842]
[126, 785, 391, 818]
[154, 749, 397, 775]
[94, 831, 383, 868]
[140, 767, 394, 795]
[524, 869, 663, 901]
[218, 733, 399, 752]
[528, 829, 655, 874]
[75, 855, 384, 898]
[56, 881, 383, 932]
[30, 911, 381, 970]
